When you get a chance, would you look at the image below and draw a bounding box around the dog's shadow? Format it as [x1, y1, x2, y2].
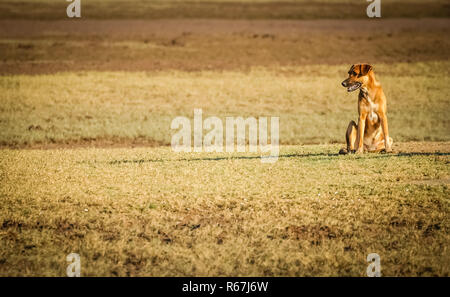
[108, 151, 449, 165]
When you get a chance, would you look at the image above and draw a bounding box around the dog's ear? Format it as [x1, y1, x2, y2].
[360, 64, 373, 76]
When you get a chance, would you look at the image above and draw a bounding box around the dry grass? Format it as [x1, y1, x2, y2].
[0, 143, 449, 276]
[1, 62, 449, 147]
[1, 18, 449, 74]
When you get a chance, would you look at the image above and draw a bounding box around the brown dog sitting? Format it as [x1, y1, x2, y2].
[339, 64, 393, 154]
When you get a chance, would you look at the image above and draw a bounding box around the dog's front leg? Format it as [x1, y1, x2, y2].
[379, 113, 392, 152]
[356, 114, 367, 153]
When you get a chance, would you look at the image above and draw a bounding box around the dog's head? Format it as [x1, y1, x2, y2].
[341, 64, 373, 92]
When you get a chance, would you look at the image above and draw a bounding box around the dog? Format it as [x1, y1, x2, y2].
[339, 64, 393, 154]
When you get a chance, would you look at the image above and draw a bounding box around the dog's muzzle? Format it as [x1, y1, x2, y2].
[342, 81, 362, 92]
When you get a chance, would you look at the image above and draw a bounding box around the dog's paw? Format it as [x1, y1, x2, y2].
[339, 148, 348, 155]
[380, 148, 393, 154]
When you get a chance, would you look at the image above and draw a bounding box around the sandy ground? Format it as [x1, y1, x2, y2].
[2, 18, 449, 37]
[0, 18, 449, 74]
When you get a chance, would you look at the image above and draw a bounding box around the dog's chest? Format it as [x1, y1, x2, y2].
[360, 88, 379, 122]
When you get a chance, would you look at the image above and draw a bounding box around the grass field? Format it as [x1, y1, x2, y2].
[1, 143, 449, 276]
[1, 62, 449, 147]
[0, 0, 449, 277]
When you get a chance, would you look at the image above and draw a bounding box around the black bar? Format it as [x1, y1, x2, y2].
[1, 277, 444, 296]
